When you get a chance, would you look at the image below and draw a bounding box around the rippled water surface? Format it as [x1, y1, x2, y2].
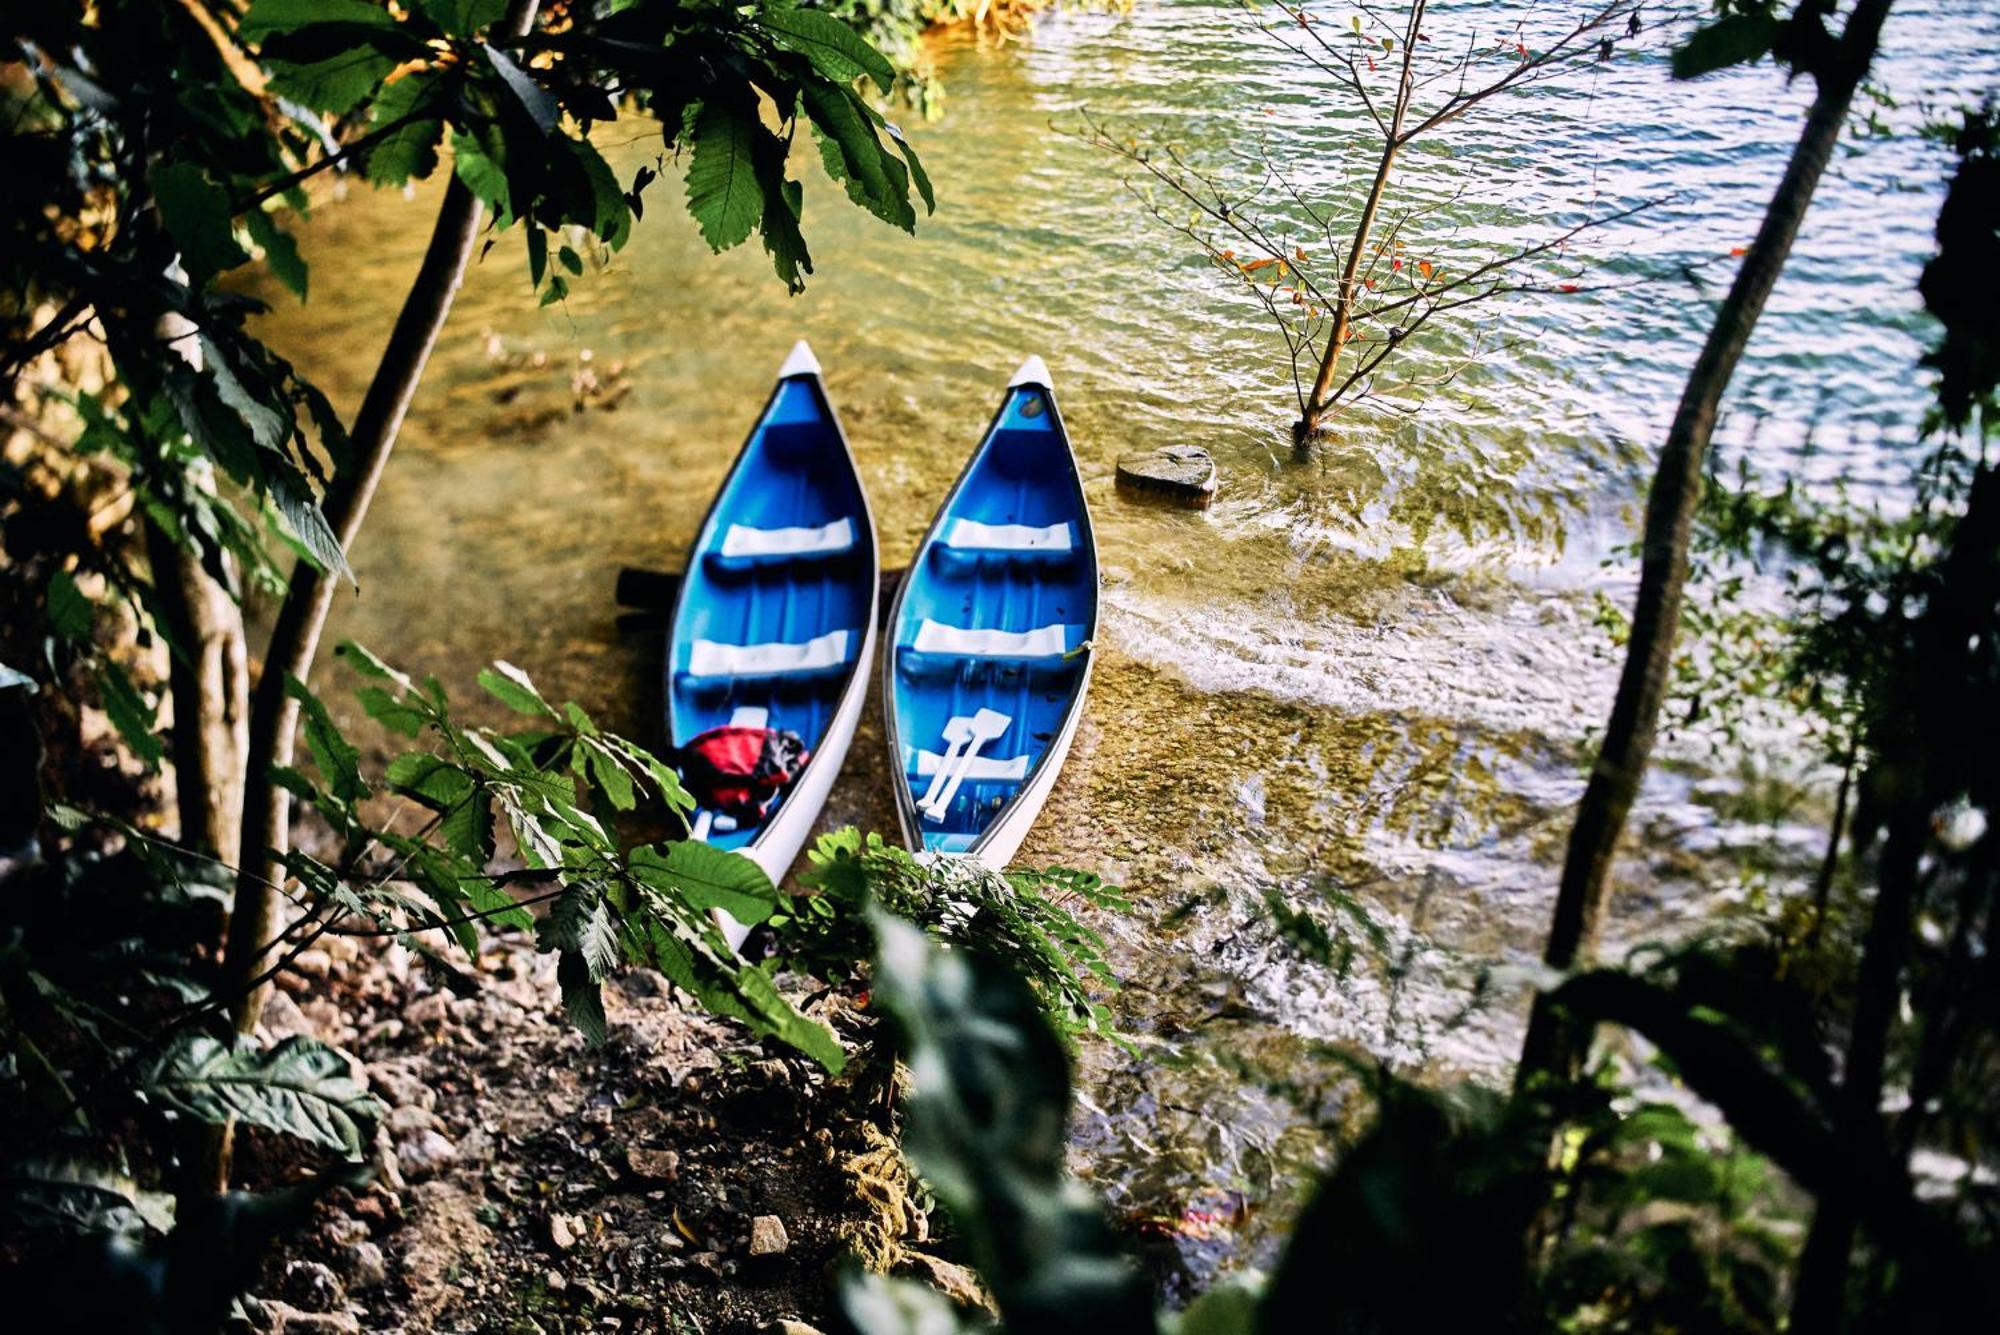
[253, 0, 2000, 1291]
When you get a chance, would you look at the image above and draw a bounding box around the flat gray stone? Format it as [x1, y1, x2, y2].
[1116, 445, 1217, 508]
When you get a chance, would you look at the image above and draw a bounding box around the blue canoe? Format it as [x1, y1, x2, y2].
[667, 341, 879, 942]
[883, 356, 1098, 862]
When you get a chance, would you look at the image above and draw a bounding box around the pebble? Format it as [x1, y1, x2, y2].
[747, 1215, 790, 1257]
[339, 1240, 389, 1292]
[396, 1128, 459, 1180]
[279, 1259, 345, 1311]
[763, 1323, 827, 1335]
[549, 1213, 584, 1251]
[261, 1302, 361, 1335]
[626, 1146, 680, 1181]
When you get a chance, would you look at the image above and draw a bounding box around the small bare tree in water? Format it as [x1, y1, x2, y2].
[1080, 0, 1646, 448]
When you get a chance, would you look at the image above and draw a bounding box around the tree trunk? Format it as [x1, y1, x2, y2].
[1294, 1, 1422, 447]
[146, 520, 248, 859]
[1514, 0, 1897, 1095]
[1790, 464, 2000, 1330]
[208, 0, 541, 1188]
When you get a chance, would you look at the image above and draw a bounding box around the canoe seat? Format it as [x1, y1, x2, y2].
[683, 628, 853, 683]
[705, 517, 856, 573]
[931, 518, 1077, 571]
[896, 620, 1085, 683]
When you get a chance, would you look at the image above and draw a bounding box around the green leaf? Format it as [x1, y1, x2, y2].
[241, 0, 398, 40]
[803, 83, 909, 232]
[285, 674, 367, 805]
[142, 1033, 383, 1158]
[527, 226, 547, 287]
[841, 1272, 982, 1335]
[685, 101, 762, 252]
[540, 885, 623, 980]
[568, 137, 633, 250]
[761, 8, 896, 93]
[483, 43, 558, 134]
[98, 662, 164, 769]
[1672, 13, 1781, 79]
[356, 685, 427, 737]
[452, 131, 513, 224]
[267, 49, 400, 117]
[557, 951, 607, 1044]
[364, 71, 448, 187]
[476, 660, 559, 719]
[266, 468, 353, 582]
[244, 210, 308, 300]
[866, 910, 1154, 1330]
[151, 163, 249, 284]
[578, 736, 636, 810]
[47, 569, 92, 640]
[754, 156, 813, 294]
[629, 841, 779, 927]
[885, 121, 934, 214]
[416, 0, 507, 36]
[336, 640, 417, 692]
[557, 244, 583, 276]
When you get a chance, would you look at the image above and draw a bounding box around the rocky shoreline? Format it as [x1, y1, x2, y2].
[238, 927, 986, 1334]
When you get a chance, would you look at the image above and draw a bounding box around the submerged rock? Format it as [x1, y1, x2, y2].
[1115, 445, 1217, 509]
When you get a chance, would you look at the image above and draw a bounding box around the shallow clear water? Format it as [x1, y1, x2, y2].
[252, 0, 2000, 1291]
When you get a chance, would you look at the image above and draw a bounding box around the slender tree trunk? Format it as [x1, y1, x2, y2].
[1791, 465, 2000, 1330]
[207, 0, 539, 1189]
[1514, 0, 1896, 1094]
[146, 521, 248, 859]
[1295, 1, 1422, 447]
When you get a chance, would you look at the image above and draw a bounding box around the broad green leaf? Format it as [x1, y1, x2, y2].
[47, 569, 92, 640]
[142, 1033, 383, 1158]
[568, 137, 633, 250]
[98, 662, 164, 769]
[755, 158, 813, 294]
[761, 8, 896, 93]
[628, 841, 779, 926]
[476, 660, 558, 718]
[266, 467, 353, 581]
[579, 736, 636, 810]
[151, 163, 249, 283]
[1672, 12, 1781, 80]
[244, 210, 308, 300]
[267, 50, 400, 117]
[285, 674, 367, 804]
[557, 951, 607, 1044]
[336, 640, 417, 692]
[842, 1271, 981, 1334]
[201, 337, 292, 455]
[364, 71, 448, 187]
[452, 131, 513, 224]
[241, 0, 398, 40]
[804, 84, 909, 232]
[2, 1158, 177, 1240]
[885, 122, 934, 214]
[685, 101, 761, 252]
[416, 0, 507, 36]
[867, 910, 1152, 1329]
[483, 43, 557, 134]
[357, 685, 426, 737]
[540, 885, 622, 980]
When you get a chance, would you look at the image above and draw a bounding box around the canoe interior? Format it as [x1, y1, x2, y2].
[668, 374, 874, 851]
[891, 382, 1096, 854]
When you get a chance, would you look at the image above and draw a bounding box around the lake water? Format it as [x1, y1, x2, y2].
[253, 0, 2000, 1291]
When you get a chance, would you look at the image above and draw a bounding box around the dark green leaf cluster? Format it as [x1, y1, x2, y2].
[267, 642, 845, 1069]
[777, 828, 1131, 1047]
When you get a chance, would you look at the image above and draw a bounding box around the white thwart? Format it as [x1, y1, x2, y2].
[689, 628, 851, 677]
[720, 516, 854, 559]
[727, 705, 769, 729]
[943, 518, 1072, 553]
[914, 749, 1029, 781]
[912, 619, 1070, 658]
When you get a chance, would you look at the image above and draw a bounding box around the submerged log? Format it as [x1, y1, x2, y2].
[1115, 445, 1217, 509]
